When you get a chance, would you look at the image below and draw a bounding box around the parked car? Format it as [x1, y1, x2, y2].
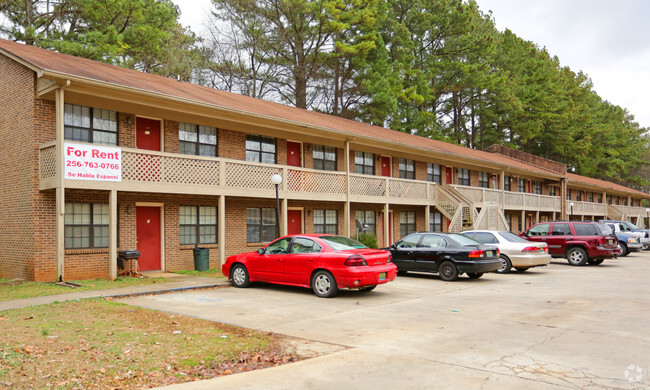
[599, 225, 642, 256]
[460, 230, 551, 273]
[520, 221, 619, 266]
[385, 232, 501, 281]
[222, 234, 397, 298]
[599, 219, 650, 249]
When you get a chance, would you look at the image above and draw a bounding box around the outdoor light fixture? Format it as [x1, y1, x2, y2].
[569, 201, 575, 219]
[271, 174, 283, 238]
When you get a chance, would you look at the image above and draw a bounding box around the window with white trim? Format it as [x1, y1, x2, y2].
[179, 206, 217, 245]
[64, 104, 117, 145]
[313, 145, 337, 171]
[64, 203, 109, 249]
[179, 123, 218, 157]
[314, 210, 338, 234]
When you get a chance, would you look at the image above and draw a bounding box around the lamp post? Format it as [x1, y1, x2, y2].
[646, 208, 650, 229]
[271, 174, 283, 238]
[569, 202, 575, 220]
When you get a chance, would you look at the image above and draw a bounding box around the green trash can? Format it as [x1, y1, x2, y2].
[193, 245, 210, 271]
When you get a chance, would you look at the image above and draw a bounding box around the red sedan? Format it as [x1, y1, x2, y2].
[222, 234, 397, 298]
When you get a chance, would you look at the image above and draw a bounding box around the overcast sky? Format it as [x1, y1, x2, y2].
[173, 0, 650, 129]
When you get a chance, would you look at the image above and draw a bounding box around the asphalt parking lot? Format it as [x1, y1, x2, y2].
[118, 253, 650, 389]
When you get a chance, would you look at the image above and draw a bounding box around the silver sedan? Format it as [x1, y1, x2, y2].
[460, 230, 551, 273]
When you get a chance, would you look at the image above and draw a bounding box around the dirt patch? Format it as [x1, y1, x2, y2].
[0, 298, 303, 389]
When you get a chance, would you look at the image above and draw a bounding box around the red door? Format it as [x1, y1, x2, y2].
[287, 210, 302, 235]
[445, 167, 452, 184]
[136, 206, 161, 271]
[287, 141, 301, 167]
[136, 118, 161, 151]
[381, 156, 391, 177]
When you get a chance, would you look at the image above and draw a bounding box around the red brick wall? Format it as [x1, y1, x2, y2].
[0, 56, 37, 280]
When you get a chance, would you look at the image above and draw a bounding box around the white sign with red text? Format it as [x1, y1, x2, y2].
[64, 143, 122, 182]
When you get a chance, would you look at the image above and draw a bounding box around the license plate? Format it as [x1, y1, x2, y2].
[609, 240, 613, 245]
[486, 251, 493, 256]
[378, 272, 386, 281]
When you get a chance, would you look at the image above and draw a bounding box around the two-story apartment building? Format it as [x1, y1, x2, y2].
[1, 39, 648, 282]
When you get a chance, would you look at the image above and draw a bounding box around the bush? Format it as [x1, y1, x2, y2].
[357, 232, 378, 249]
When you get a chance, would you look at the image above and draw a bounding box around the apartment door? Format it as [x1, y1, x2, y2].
[287, 141, 302, 167]
[381, 156, 391, 177]
[136, 206, 162, 271]
[445, 167, 452, 184]
[287, 209, 302, 235]
[136, 117, 161, 151]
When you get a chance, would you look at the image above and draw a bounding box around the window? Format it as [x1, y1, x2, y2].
[396, 233, 422, 248]
[429, 211, 442, 232]
[551, 223, 571, 236]
[473, 232, 498, 244]
[64, 104, 117, 145]
[479, 172, 489, 188]
[264, 237, 292, 254]
[505, 176, 513, 191]
[355, 151, 375, 175]
[420, 234, 447, 248]
[64, 203, 109, 249]
[288, 237, 322, 254]
[576, 190, 582, 201]
[313, 145, 337, 171]
[179, 206, 217, 245]
[457, 168, 470, 186]
[400, 211, 416, 237]
[427, 163, 441, 183]
[574, 223, 598, 236]
[179, 123, 217, 157]
[598, 195, 602, 203]
[398, 158, 415, 179]
[518, 178, 526, 193]
[246, 208, 277, 243]
[527, 223, 550, 236]
[246, 135, 276, 164]
[549, 186, 556, 196]
[567, 189, 572, 200]
[588, 192, 594, 202]
[355, 210, 376, 234]
[534, 181, 542, 195]
[314, 210, 337, 234]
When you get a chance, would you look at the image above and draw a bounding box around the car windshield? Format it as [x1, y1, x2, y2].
[319, 236, 367, 250]
[448, 233, 482, 246]
[498, 231, 529, 242]
[621, 221, 640, 231]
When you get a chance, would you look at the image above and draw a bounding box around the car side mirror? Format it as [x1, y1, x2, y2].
[257, 248, 265, 255]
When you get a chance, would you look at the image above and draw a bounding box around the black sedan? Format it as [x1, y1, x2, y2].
[386, 232, 501, 281]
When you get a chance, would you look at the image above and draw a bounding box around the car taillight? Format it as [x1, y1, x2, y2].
[468, 250, 484, 258]
[387, 253, 392, 263]
[522, 246, 541, 253]
[345, 254, 368, 266]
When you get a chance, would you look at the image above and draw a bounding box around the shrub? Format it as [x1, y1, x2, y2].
[357, 232, 378, 249]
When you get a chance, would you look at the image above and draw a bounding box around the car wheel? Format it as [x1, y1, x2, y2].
[618, 243, 629, 257]
[566, 247, 588, 266]
[587, 259, 605, 265]
[230, 264, 250, 288]
[466, 272, 483, 279]
[497, 255, 512, 274]
[438, 261, 459, 281]
[312, 270, 338, 298]
[359, 285, 376, 292]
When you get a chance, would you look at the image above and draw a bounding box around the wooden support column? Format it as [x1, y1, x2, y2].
[109, 190, 118, 280]
[55, 83, 69, 282]
[384, 203, 390, 246]
[425, 205, 431, 232]
[282, 198, 288, 236]
[219, 195, 225, 268]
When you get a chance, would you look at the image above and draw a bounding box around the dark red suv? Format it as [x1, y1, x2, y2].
[521, 221, 620, 266]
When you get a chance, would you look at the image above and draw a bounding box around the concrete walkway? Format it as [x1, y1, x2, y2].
[0, 272, 230, 311]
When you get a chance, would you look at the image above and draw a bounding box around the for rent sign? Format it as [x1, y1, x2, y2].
[64, 143, 122, 182]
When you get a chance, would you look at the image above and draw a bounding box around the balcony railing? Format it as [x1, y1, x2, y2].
[451, 185, 560, 212]
[568, 201, 608, 216]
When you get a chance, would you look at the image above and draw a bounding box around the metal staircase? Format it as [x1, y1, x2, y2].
[435, 184, 509, 232]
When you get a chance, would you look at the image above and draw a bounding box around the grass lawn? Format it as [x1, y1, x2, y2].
[172, 269, 225, 278]
[0, 277, 172, 302]
[0, 299, 298, 389]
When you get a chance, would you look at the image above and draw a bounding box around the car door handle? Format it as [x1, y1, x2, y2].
[565, 238, 570, 241]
